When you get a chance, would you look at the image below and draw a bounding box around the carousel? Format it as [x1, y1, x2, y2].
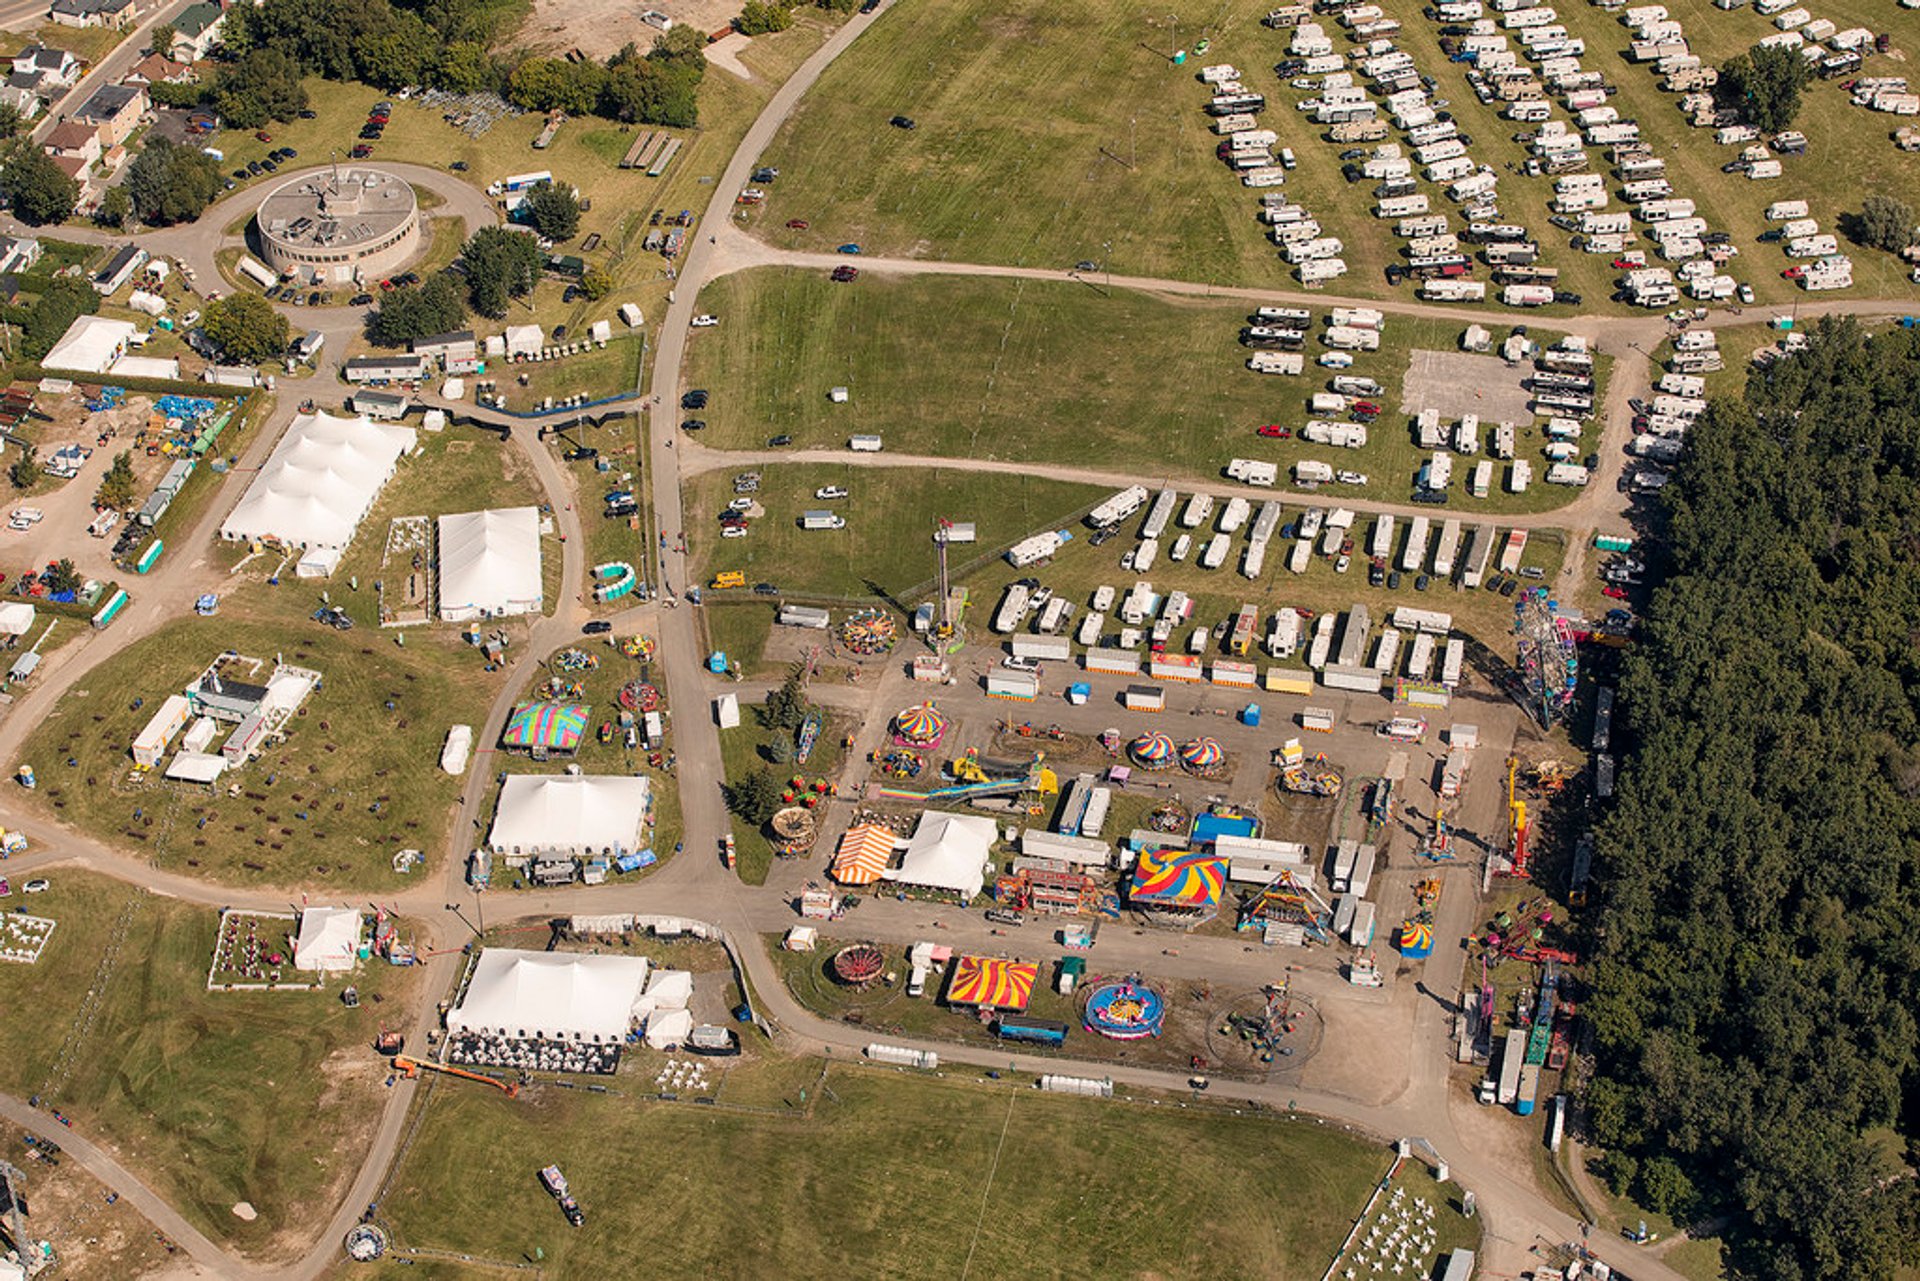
[1084, 978, 1166, 1040]
[892, 703, 949, 748]
[1128, 731, 1177, 771]
[830, 942, 887, 988]
[618, 680, 663, 713]
[1179, 736, 1225, 776]
[770, 805, 819, 856]
[840, 609, 898, 656]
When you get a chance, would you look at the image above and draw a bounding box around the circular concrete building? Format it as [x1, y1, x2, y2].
[254, 167, 420, 286]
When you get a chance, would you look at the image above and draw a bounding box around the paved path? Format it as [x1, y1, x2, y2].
[0, 5, 1910, 1276]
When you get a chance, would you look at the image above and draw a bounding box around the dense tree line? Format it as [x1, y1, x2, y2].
[221, 0, 707, 128]
[1586, 317, 1920, 1279]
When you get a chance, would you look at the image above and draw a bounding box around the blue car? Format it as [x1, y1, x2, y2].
[836, 243, 862, 255]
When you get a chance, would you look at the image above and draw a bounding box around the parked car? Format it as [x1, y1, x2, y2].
[1602, 585, 1629, 600]
[786, 219, 810, 230]
[767, 433, 793, 446]
[1001, 655, 1039, 672]
[815, 485, 848, 499]
[681, 418, 706, 431]
[984, 909, 1026, 926]
[22, 879, 48, 894]
[1257, 424, 1291, 438]
[753, 582, 779, 595]
[350, 293, 373, 306]
[831, 265, 858, 282]
[255, 130, 272, 142]
[583, 621, 613, 635]
[889, 115, 916, 129]
[836, 243, 862, 255]
[682, 390, 709, 409]
[690, 314, 719, 327]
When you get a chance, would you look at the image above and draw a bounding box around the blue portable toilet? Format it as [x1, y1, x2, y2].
[1243, 702, 1262, 727]
[707, 651, 728, 674]
[1066, 682, 1091, 705]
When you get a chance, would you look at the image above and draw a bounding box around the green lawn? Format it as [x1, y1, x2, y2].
[687, 269, 1598, 512]
[717, 688, 850, 886]
[687, 458, 1107, 600]
[16, 614, 479, 888]
[0, 872, 422, 1259]
[211, 13, 842, 341]
[375, 1054, 1408, 1279]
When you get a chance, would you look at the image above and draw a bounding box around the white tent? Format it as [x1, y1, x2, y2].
[883, 810, 996, 900]
[0, 601, 34, 636]
[487, 773, 652, 859]
[163, 750, 225, 783]
[219, 410, 416, 556]
[640, 968, 692, 1012]
[43, 315, 133, 374]
[293, 907, 361, 972]
[438, 507, 543, 621]
[113, 355, 181, 381]
[504, 324, 542, 358]
[644, 1007, 694, 1049]
[448, 948, 650, 1041]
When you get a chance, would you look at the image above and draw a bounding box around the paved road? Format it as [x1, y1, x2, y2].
[0, 4, 1904, 1276]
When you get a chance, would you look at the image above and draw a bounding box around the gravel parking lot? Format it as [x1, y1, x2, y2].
[1400, 349, 1533, 423]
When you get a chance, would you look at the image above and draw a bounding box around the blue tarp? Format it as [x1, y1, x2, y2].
[1190, 813, 1257, 846]
[614, 848, 657, 874]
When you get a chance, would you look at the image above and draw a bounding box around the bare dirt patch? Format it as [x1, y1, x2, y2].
[520, 0, 743, 60]
[1400, 349, 1534, 423]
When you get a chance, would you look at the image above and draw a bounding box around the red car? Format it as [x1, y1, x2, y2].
[351, 144, 373, 158]
[786, 219, 809, 230]
[830, 265, 858, 282]
[1256, 424, 1292, 438]
[1351, 400, 1381, 417]
[255, 130, 272, 142]
[1601, 585, 1629, 600]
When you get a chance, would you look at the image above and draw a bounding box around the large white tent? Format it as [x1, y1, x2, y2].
[42, 315, 133, 375]
[293, 906, 361, 972]
[448, 948, 651, 1042]
[219, 410, 416, 563]
[438, 507, 543, 621]
[487, 773, 652, 860]
[883, 810, 996, 901]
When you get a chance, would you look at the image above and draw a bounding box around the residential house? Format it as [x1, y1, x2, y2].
[122, 52, 194, 87]
[92, 243, 148, 295]
[11, 46, 79, 88]
[167, 3, 224, 61]
[0, 237, 44, 276]
[71, 82, 144, 148]
[42, 119, 101, 170]
[0, 79, 44, 122]
[48, 152, 95, 209]
[47, 0, 133, 28]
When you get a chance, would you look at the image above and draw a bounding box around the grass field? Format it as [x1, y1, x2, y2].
[17, 613, 481, 888]
[0, 872, 421, 1258]
[717, 688, 849, 886]
[209, 13, 841, 351]
[375, 1054, 1426, 1279]
[688, 459, 1108, 601]
[686, 269, 1600, 513]
[755, 0, 1920, 312]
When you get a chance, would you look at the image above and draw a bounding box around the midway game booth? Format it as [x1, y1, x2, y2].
[1127, 843, 1227, 928]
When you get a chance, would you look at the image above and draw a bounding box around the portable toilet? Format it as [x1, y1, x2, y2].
[1066, 682, 1091, 705]
[1242, 702, 1262, 727]
[707, 651, 729, 674]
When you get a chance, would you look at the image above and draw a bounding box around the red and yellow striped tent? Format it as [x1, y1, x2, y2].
[830, 824, 896, 885]
[945, 955, 1039, 1011]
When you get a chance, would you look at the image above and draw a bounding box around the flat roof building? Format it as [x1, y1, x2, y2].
[255, 167, 420, 285]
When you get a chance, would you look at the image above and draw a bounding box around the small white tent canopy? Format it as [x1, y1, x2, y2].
[644, 1007, 694, 1049]
[0, 601, 34, 636]
[438, 507, 543, 621]
[883, 810, 996, 900]
[448, 948, 650, 1041]
[293, 906, 362, 972]
[219, 410, 416, 554]
[486, 773, 652, 858]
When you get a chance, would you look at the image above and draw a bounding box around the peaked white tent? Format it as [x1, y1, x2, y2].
[438, 506, 543, 621]
[883, 810, 996, 901]
[293, 906, 362, 972]
[219, 410, 416, 563]
[448, 948, 651, 1042]
[486, 773, 652, 860]
[644, 1008, 694, 1049]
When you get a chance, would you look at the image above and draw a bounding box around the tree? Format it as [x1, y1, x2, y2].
[149, 80, 208, 110]
[0, 103, 23, 142]
[8, 445, 35, 490]
[521, 180, 579, 240]
[213, 49, 310, 129]
[20, 277, 98, 359]
[737, 0, 794, 34]
[1718, 43, 1812, 133]
[599, 58, 701, 128]
[124, 138, 223, 227]
[94, 452, 136, 510]
[721, 768, 783, 826]
[146, 21, 177, 57]
[460, 225, 543, 317]
[96, 185, 131, 228]
[763, 669, 811, 730]
[201, 292, 290, 363]
[577, 267, 612, 300]
[3, 145, 79, 226]
[433, 42, 492, 93]
[1849, 194, 1916, 254]
[43, 559, 79, 595]
[507, 57, 603, 114]
[366, 272, 466, 347]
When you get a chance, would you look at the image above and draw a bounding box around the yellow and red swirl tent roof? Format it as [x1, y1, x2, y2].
[892, 703, 948, 743]
[1128, 846, 1226, 908]
[945, 955, 1039, 1011]
[830, 824, 897, 885]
